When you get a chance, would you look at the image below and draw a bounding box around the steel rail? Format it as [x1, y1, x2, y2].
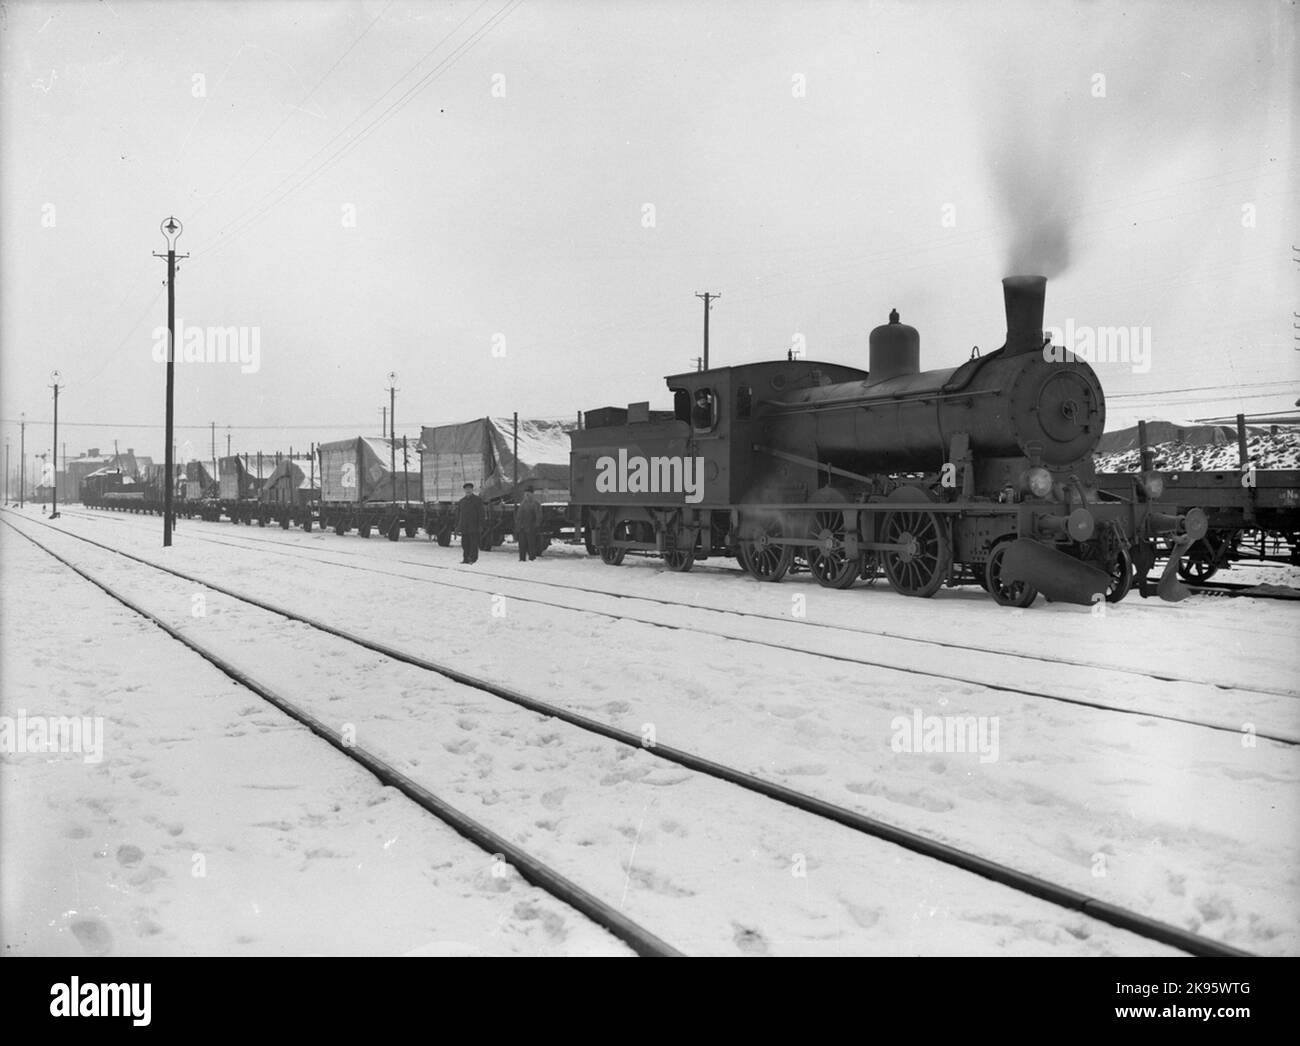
[56, 510, 1299, 743]
[2, 516, 681, 958]
[4, 513, 1256, 958]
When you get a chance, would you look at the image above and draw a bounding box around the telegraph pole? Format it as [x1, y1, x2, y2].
[4, 439, 9, 504]
[153, 217, 187, 547]
[19, 412, 26, 507]
[211, 421, 217, 492]
[49, 371, 62, 518]
[386, 372, 398, 503]
[694, 292, 720, 370]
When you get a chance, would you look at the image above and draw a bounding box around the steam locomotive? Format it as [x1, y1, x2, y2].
[570, 276, 1207, 606]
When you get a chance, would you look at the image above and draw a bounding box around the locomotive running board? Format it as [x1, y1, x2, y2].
[999, 539, 1110, 606]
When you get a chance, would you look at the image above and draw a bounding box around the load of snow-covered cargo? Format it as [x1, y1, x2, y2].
[261, 457, 320, 506]
[417, 417, 573, 503]
[317, 437, 422, 504]
[218, 454, 278, 501]
[1094, 421, 1299, 472]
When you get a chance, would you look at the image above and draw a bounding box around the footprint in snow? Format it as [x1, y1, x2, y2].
[844, 780, 954, 812]
[70, 918, 113, 956]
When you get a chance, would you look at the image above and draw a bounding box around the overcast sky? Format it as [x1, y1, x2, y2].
[1, 0, 1296, 465]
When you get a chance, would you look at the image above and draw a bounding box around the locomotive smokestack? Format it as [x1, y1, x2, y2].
[1002, 275, 1047, 356]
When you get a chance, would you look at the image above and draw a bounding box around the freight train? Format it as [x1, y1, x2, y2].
[83, 275, 1292, 608]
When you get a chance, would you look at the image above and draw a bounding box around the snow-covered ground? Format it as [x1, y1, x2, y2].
[3, 504, 1298, 955]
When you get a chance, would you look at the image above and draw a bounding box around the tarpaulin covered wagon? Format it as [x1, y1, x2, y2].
[416, 417, 574, 548]
[219, 454, 277, 502]
[316, 436, 423, 539]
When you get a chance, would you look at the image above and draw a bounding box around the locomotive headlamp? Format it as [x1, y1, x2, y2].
[1024, 466, 1054, 498]
[1139, 472, 1164, 500]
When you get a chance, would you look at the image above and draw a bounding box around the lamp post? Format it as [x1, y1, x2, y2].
[19, 411, 25, 508]
[49, 370, 62, 518]
[4, 438, 9, 504]
[153, 216, 187, 547]
[386, 371, 398, 503]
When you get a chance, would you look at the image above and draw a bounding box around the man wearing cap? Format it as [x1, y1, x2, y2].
[515, 486, 543, 562]
[455, 482, 484, 564]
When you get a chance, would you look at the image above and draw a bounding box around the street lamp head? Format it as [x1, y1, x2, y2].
[387, 370, 398, 387]
[50, 369, 62, 386]
[160, 216, 184, 251]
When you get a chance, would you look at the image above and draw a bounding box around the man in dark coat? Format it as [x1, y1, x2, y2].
[515, 487, 543, 561]
[455, 482, 484, 563]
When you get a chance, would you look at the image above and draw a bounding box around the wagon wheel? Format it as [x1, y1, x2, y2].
[1105, 546, 1134, 603]
[1176, 534, 1225, 582]
[600, 545, 626, 566]
[740, 515, 793, 582]
[436, 524, 452, 547]
[359, 521, 372, 539]
[881, 508, 951, 597]
[808, 508, 858, 589]
[984, 541, 1037, 608]
[405, 521, 419, 538]
[584, 523, 599, 556]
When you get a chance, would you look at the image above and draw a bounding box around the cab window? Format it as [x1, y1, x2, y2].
[736, 385, 753, 420]
[672, 388, 690, 423]
[691, 388, 717, 432]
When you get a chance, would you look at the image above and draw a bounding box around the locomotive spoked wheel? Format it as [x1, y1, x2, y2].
[984, 541, 1037, 608]
[1105, 547, 1134, 603]
[741, 517, 793, 582]
[808, 509, 857, 589]
[881, 509, 951, 598]
[662, 538, 695, 572]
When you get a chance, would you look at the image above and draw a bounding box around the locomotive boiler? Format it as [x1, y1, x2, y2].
[570, 275, 1206, 607]
[782, 276, 1101, 474]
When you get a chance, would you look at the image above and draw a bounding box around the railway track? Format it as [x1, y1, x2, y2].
[64, 506, 1296, 695]
[56, 507, 1300, 744]
[1164, 578, 1300, 601]
[0, 514, 677, 957]
[0, 511, 1263, 956]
